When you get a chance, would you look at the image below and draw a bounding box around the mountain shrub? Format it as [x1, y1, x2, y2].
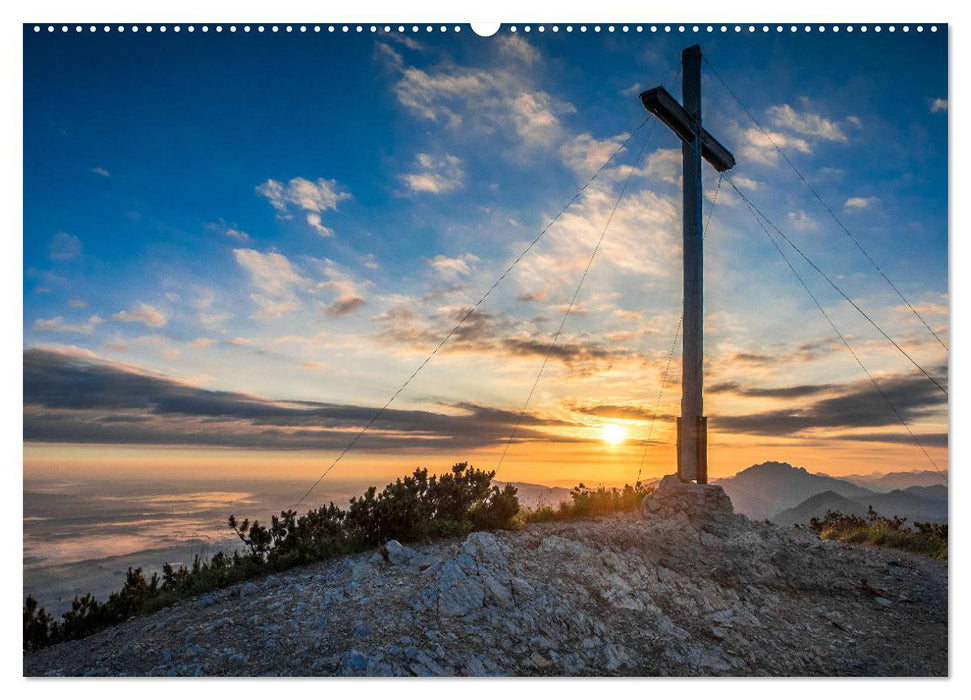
[809, 506, 947, 560]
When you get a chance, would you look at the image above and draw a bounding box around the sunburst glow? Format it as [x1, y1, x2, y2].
[601, 424, 626, 445]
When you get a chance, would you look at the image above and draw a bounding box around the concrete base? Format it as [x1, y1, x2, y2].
[640, 474, 734, 522]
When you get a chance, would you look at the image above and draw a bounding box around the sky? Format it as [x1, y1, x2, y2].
[22, 25, 948, 486]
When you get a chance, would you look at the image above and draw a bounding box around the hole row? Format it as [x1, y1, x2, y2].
[32, 24, 939, 34]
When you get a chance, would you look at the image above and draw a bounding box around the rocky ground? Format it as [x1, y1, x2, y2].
[24, 477, 948, 677]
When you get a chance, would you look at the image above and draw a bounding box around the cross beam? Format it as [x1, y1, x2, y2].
[640, 87, 735, 172]
[639, 45, 735, 484]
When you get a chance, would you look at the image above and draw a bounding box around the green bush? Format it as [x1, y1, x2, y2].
[809, 506, 947, 561]
[522, 481, 652, 523]
[25, 462, 519, 652]
[25, 469, 656, 653]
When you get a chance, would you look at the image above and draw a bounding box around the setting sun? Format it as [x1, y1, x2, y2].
[601, 424, 626, 445]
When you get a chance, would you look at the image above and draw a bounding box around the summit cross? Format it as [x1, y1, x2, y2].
[639, 45, 735, 484]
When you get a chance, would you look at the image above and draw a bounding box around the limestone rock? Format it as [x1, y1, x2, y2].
[384, 540, 417, 566]
[641, 474, 734, 522]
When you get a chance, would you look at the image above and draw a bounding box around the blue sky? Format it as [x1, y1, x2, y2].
[22, 26, 948, 481]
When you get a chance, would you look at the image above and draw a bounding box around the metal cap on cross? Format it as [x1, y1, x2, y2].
[639, 46, 735, 484]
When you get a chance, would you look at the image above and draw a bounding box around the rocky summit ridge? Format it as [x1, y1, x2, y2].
[24, 478, 947, 677]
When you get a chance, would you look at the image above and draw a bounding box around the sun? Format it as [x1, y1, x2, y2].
[601, 423, 626, 445]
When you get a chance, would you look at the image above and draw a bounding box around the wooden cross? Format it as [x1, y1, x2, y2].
[640, 45, 735, 484]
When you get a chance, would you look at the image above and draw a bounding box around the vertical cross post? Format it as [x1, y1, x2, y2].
[680, 45, 705, 484]
[640, 45, 734, 485]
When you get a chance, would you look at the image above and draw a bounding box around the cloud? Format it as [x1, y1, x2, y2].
[190, 338, 216, 347]
[312, 257, 370, 318]
[639, 148, 682, 185]
[930, 98, 948, 113]
[22, 348, 581, 451]
[33, 315, 103, 334]
[560, 132, 629, 175]
[68, 299, 88, 308]
[233, 248, 308, 318]
[568, 401, 675, 426]
[707, 380, 839, 399]
[844, 196, 879, 210]
[257, 177, 349, 213]
[208, 221, 253, 243]
[401, 153, 465, 194]
[497, 34, 540, 65]
[731, 175, 759, 191]
[767, 104, 848, 142]
[391, 35, 574, 148]
[92, 166, 110, 177]
[324, 295, 367, 317]
[374, 42, 405, 71]
[255, 177, 350, 234]
[838, 432, 948, 448]
[111, 303, 167, 329]
[738, 103, 858, 167]
[427, 253, 479, 280]
[714, 366, 947, 439]
[305, 213, 334, 237]
[738, 126, 810, 166]
[376, 303, 639, 374]
[192, 287, 233, 327]
[787, 210, 820, 232]
[48, 232, 82, 261]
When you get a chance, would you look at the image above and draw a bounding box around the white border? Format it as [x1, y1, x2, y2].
[5, 1, 964, 697]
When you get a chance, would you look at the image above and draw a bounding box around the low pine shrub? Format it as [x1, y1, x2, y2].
[522, 481, 652, 523]
[24, 462, 519, 652]
[809, 505, 947, 560]
[24, 468, 656, 652]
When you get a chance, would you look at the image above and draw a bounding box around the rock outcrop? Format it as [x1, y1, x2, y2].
[640, 475, 734, 521]
[24, 480, 947, 677]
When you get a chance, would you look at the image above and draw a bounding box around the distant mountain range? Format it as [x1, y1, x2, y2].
[713, 462, 947, 526]
[494, 481, 573, 509]
[841, 470, 950, 492]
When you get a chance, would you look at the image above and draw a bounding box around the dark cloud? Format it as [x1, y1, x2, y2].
[568, 402, 675, 424]
[714, 367, 947, 441]
[708, 381, 838, 399]
[726, 339, 839, 368]
[377, 304, 639, 371]
[324, 296, 366, 318]
[838, 432, 948, 448]
[23, 348, 580, 451]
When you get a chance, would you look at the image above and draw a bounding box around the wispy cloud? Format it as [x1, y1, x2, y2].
[92, 166, 110, 177]
[47, 232, 82, 262]
[767, 103, 849, 142]
[844, 196, 879, 210]
[401, 153, 465, 194]
[427, 253, 479, 280]
[207, 221, 252, 243]
[560, 132, 629, 175]
[787, 210, 820, 232]
[233, 248, 308, 318]
[737, 102, 856, 166]
[313, 257, 369, 318]
[930, 97, 948, 113]
[111, 303, 167, 329]
[255, 177, 350, 235]
[390, 35, 574, 148]
[34, 315, 103, 334]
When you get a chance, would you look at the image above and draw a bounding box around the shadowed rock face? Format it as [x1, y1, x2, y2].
[641, 475, 734, 522]
[24, 504, 947, 678]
